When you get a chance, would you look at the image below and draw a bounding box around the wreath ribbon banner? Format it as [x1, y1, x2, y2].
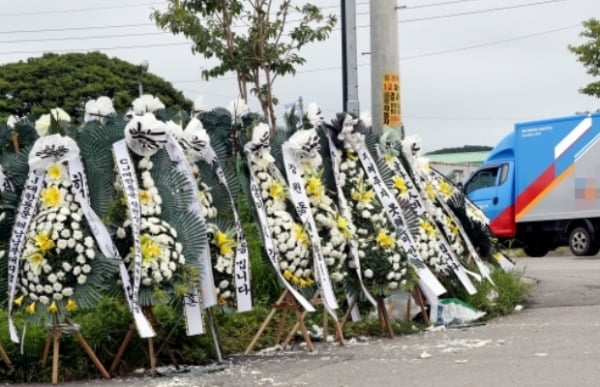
[7, 169, 44, 343]
[326, 134, 379, 313]
[165, 132, 223, 334]
[203, 146, 252, 313]
[387, 157, 478, 295]
[352, 141, 447, 297]
[68, 156, 155, 338]
[112, 140, 145, 320]
[282, 143, 339, 318]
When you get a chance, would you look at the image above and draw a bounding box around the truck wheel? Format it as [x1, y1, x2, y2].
[523, 242, 549, 257]
[569, 226, 598, 256]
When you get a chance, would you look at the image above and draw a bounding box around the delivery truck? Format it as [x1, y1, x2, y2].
[464, 113, 600, 257]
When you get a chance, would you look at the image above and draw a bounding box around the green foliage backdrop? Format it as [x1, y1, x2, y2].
[0, 52, 191, 120]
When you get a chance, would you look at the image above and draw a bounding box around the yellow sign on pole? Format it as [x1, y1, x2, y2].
[382, 72, 401, 128]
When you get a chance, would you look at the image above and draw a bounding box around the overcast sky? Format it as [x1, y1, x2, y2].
[1, 0, 599, 151]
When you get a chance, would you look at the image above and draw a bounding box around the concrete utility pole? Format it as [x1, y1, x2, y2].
[341, 0, 360, 115]
[370, 1, 402, 136]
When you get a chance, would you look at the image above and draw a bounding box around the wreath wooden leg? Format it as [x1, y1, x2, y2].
[273, 309, 288, 345]
[412, 286, 431, 326]
[51, 331, 60, 385]
[73, 331, 110, 379]
[0, 342, 13, 370]
[148, 338, 157, 377]
[109, 323, 136, 375]
[340, 298, 358, 329]
[41, 334, 52, 367]
[376, 298, 394, 338]
[145, 307, 180, 369]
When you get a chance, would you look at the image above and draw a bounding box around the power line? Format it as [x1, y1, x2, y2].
[0, 31, 170, 45]
[171, 22, 575, 82]
[0, 23, 153, 35]
[402, 0, 489, 10]
[0, 2, 165, 17]
[0, 42, 192, 56]
[400, 24, 579, 60]
[397, 0, 567, 24]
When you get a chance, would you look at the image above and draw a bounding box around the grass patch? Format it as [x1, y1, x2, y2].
[460, 267, 530, 318]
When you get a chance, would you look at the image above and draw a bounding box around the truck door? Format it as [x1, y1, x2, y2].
[465, 162, 514, 229]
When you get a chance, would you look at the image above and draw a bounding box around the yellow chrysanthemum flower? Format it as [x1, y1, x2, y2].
[385, 153, 394, 164]
[41, 185, 62, 207]
[215, 231, 235, 256]
[283, 270, 293, 280]
[439, 180, 453, 198]
[346, 152, 358, 161]
[376, 229, 395, 249]
[493, 252, 503, 263]
[25, 302, 36, 315]
[445, 215, 459, 236]
[421, 219, 436, 238]
[351, 188, 374, 206]
[139, 189, 153, 204]
[336, 215, 353, 240]
[268, 180, 286, 201]
[305, 177, 324, 199]
[34, 232, 54, 252]
[48, 301, 58, 314]
[66, 299, 78, 312]
[393, 176, 408, 195]
[424, 183, 435, 201]
[28, 252, 44, 274]
[47, 163, 64, 181]
[291, 223, 310, 247]
[14, 296, 24, 307]
[140, 234, 162, 264]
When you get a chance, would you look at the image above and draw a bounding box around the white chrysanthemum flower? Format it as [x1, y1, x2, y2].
[39, 296, 50, 305]
[84, 237, 94, 248]
[85, 249, 95, 259]
[62, 287, 73, 297]
[35, 107, 71, 137]
[360, 111, 372, 128]
[6, 115, 19, 128]
[227, 97, 250, 124]
[77, 275, 87, 285]
[84, 96, 116, 123]
[364, 269, 373, 278]
[132, 94, 165, 115]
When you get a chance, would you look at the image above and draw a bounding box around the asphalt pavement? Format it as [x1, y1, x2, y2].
[41, 254, 600, 387]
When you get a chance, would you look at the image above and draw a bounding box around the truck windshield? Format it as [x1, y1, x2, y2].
[464, 167, 500, 195]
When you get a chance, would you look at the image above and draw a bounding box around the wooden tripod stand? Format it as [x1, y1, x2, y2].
[109, 306, 180, 377]
[280, 291, 345, 348]
[340, 285, 431, 338]
[41, 320, 110, 385]
[244, 290, 315, 354]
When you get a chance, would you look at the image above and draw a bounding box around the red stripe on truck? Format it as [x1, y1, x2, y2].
[515, 164, 555, 215]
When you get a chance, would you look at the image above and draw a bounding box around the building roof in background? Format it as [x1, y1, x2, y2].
[424, 151, 489, 164]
